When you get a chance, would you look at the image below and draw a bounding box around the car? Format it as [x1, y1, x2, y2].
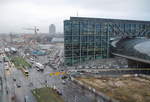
[85, 66, 90, 69]
[11, 95, 16, 101]
[24, 96, 30, 102]
[30, 58, 34, 61]
[78, 66, 82, 69]
[13, 78, 16, 81]
[92, 66, 97, 69]
[86, 70, 91, 73]
[62, 80, 66, 84]
[93, 71, 99, 74]
[36, 68, 40, 71]
[80, 70, 86, 73]
[16, 81, 21, 88]
[61, 76, 67, 79]
[4, 62, 8, 66]
[28, 82, 33, 87]
[56, 90, 62, 95]
[30, 60, 34, 64]
[4, 63, 9, 70]
[5, 67, 9, 70]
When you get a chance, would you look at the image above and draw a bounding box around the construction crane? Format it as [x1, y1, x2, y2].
[23, 26, 39, 35]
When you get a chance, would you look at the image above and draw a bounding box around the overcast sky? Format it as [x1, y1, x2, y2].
[0, 0, 150, 34]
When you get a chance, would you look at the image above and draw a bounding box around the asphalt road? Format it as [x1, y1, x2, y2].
[34, 55, 101, 102]
[1, 45, 110, 102]
[0, 56, 11, 102]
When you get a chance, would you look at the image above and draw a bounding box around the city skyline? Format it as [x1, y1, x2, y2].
[0, 0, 150, 33]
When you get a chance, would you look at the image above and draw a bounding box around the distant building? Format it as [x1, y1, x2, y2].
[64, 17, 150, 66]
[51, 38, 64, 43]
[49, 24, 56, 35]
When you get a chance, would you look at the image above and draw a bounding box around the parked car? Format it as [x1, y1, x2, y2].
[56, 90, 62, 95]
[61, 76, 67, 79]
[13, 78, 16, 81]
[62, 80, 66, 84]
[16, 81, 21, 88]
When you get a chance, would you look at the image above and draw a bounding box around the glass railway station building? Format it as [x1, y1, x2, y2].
[64, 17, 150, 66]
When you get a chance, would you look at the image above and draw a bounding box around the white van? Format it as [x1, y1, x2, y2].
[35, 62, 44, 71]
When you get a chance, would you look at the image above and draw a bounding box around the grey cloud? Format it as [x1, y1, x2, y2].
[0, 0, 150, 33]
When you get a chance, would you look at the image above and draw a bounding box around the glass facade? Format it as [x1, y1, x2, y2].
[64, 17, 150, 66]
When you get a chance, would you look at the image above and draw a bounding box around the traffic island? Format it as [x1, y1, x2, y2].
[10, 56, 30, 76]
[32, 87, 64, 102]
[10, 56, 31, 69]
[72, 74, 150, 102]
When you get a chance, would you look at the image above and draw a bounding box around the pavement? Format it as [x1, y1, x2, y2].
[0, 55, 10, 102]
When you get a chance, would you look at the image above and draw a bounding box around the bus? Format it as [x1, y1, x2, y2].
[21, 68, 29, 76]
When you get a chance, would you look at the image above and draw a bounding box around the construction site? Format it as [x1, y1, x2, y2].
[75, 74, 150, 102]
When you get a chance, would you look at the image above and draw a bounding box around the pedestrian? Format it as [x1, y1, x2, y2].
[6, 90, 8, 94]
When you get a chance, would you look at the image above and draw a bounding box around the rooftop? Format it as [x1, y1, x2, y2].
[70, 17, 150, 23]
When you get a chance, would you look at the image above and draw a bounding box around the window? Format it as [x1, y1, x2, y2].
[73, 44, 80, 49]
[72, 21, 79, 35]
[65, 58, 72, 66]
[65, 51, 72, 57]
[80, 21, 88, 35]
[96, 24, 101, 35]
[65, 44, 72, 50]
[87, 43, 94, 49]
[87, 36, 94, 42]
[81, 36, 87, 43]
[81, 43, 87, 50]
[72, 57, 80, 64]
[72, 36, 79, 42]
[95, 36, 101, 42]
[65, 36, 72, 43]
[81, 50, 87, 56]
[64, 21, 72, 35]
[73, 50, 80, 57]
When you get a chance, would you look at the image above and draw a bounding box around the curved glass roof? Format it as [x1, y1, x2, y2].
[112, 38, 150, 60]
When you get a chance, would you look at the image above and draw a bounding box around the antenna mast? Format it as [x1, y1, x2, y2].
[77, 11, 78, 17]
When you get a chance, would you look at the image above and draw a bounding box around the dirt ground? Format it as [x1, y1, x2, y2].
[76, 75, 150, 102]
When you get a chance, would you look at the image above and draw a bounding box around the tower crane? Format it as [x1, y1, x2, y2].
[23, 26, 39, 35]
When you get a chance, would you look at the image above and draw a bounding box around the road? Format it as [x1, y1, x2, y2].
[0, 43, 113, 102]
[32, 55, 101, 102]
[0, 55, 11, 102]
